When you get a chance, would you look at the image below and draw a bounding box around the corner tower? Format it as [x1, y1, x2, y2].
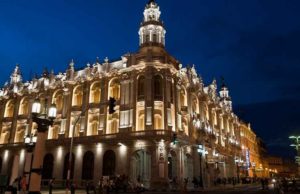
[138, 0, 166, 48]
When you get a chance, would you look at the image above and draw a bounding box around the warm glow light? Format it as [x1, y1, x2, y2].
[32, 134, 37, 143]
[32, 99, 41, 114]
[24, 135, 31, 144]
[48, 104, 57, 119]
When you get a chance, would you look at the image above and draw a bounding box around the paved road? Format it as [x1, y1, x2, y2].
[41, 185, 279, 194]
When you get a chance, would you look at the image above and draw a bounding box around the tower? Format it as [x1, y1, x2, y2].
[138, 0, 166, 47]
[219, 78, 232, 111]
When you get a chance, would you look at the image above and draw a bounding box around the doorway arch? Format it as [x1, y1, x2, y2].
[102, 150, 116, 176]
[130, 150, 151, 188]
[82, 151, 94, 180]
[42, 154, 54, 179]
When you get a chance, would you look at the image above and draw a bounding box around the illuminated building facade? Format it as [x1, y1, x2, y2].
[0, 0, 265, 189]
[239, 122, 268, 178]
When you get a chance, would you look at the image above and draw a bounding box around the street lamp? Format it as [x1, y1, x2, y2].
[289, 135, 300, 176]
[197, 144, 207, 188]
[24, 134, 37, 190]
[28, 98, 56, 194]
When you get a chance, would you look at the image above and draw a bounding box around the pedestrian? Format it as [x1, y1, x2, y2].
[192, 177, 198, 188]
[264, 178, 269, 190]
[49, 178, 55, 194]
[261, 178, 265, 190]
[20, 175, 27, 194]
[86, 181, 90, 194]
[12, 178, 18, 194]
[70, 181, 76, 194]
[98, 177, 103, 194]
[182, 178, 188, 194]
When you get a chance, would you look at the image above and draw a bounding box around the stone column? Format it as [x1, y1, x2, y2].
[9, 155, 20, 185]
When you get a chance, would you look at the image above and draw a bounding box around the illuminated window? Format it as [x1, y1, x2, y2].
[72, 85, 83, 106]
[180, 88, 187, 107]
[19, 97, 29, 115]
[14, 125, 25, 143]
[0, 125, 10, 144]
[109, 79, 120, 100]
[4, 100, 14, 118]
[136, 104, 145, 131]
[52, 90, 64, 113]
[48, 125, 59, 139]
[154, 101, 164, 130]
[90, 82, 101, 103]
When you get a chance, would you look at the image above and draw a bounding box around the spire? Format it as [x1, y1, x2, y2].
[220, 76, 227, 89]
[69, 59, 75, 71]
[10, 64, 22, 84]
[138, 0, 166, 48]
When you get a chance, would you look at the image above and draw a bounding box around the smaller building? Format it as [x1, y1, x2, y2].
[239, 122, 269, 178]
[267, 156, 298, 178]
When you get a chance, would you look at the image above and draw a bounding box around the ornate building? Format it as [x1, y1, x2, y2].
[0, 0, 263, 189]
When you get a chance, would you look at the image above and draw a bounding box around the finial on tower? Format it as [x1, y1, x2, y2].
[139, 0, 166, 48]
[220, 76, 227, 88]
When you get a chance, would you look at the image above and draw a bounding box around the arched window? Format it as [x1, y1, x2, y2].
[42, 154, 54, 179]
[72, 85, 83, 106]
[53, 90, 64, 113]
[180, 88, 187, 107]
[4, 100, 14, 118]
[0, 125, 10, 144]
[102, 150, 116, 176]
[109, 79, 120, 100]
[63, 153, 75, 179]
[14, 125, 26, 143]
[154, 75, 162, 100]
[82, 151, 94, 180]
[137, 76, 145, 100]
[191, 95, 199, 114]
[19, 97, 29, 115]
[153, 34, 157, 43]
[90, 82, 101, 103]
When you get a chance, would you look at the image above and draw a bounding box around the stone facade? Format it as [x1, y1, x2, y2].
[0, 0, 264, 189]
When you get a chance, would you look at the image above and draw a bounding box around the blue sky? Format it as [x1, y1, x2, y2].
[0, 0, 299, 156]
[0, 0, 300, 104]
[1, 0, 299, 105]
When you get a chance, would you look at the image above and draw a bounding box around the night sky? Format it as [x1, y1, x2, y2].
[0, 0, 299, 158]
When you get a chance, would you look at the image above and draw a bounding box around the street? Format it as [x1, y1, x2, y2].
[41, 184, 298, 194]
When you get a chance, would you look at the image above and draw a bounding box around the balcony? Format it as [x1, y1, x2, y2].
[45, 130, 173, 146]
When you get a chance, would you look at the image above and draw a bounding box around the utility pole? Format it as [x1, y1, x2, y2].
[289, 135, 300, 177]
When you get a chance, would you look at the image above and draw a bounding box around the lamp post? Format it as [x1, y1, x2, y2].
[66, 113, 82, 194]
[197, 144, 206, 188]
[24, 134, 37, 189]
[289, 135, 300, 176]
[28, 98, 56, 194]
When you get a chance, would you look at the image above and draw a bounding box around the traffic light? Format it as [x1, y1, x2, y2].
[108, 97, 116, 114]
[172, 133, 178, 145]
